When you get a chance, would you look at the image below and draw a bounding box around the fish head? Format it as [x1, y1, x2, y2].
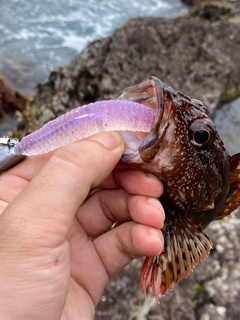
[119, 76, 231, 224]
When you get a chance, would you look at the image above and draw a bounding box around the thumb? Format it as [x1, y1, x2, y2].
[1, 132, 124, 242]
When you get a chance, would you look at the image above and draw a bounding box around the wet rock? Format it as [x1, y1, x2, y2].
[15, 10, 240, 137]
[0, 57, 46, 96]
[182, 0, 240, 21]
[181, 0, 230, 7]
[0, 77, 27, 118]
[214, 97, 240, 155]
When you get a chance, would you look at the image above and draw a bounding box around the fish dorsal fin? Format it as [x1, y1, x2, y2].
[140, 214, 212, 302]
[217, 152, 240, 220]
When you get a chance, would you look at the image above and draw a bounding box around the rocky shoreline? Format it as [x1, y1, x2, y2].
[1, 1, 240, 319]
[10, 1, 240, 139]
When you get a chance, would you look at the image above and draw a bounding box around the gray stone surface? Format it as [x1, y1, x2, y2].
[214, 97, 240, 155]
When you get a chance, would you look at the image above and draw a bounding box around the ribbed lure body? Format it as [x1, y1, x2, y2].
[14, 100, 156, 156]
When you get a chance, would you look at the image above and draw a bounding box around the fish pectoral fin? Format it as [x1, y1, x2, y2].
[217, 152, 240, 220]
[140, 215, 212, 302]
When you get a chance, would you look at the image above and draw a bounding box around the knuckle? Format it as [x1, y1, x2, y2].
[53, 140, 103, 170]
[51, 140, 110, 187]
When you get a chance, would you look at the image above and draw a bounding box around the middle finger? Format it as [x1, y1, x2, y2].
[101, 168, 163, 198]
[76, 188, 165, 238]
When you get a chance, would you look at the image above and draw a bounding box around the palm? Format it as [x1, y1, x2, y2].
[0, 154, 50, 212]
[0, 155, 115, 316]
[0, 138, 164, 319]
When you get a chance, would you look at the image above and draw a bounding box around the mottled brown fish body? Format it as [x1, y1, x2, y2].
[119, 76, 240, 301]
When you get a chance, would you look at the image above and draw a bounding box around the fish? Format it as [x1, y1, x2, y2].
[12, 76, 240, 302]
[118, 76, 240, 301]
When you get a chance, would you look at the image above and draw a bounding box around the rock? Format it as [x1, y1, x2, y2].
[181, 0, 230, 7]
[0, 57, 47, 96]
[0, 77, 27, 118]
[16, 10, 240, 137]
[182, 0, 240, 21]
[214, 97, 240, 155]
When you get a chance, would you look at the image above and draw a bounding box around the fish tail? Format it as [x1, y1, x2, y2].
[140, 214, 213, 301]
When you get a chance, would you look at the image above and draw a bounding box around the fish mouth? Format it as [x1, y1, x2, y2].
[119, 76, 173, 163]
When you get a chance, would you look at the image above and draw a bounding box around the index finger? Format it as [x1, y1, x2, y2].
[0, 132, 124, 241]
[0, 150, 163, 206]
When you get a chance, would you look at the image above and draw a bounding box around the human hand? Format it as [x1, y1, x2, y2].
[0, 132, 164, 320]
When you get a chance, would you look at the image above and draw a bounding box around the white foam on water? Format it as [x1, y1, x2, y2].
[0, 0, 188, 73]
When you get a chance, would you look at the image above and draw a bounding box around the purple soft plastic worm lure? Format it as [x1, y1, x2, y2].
[14, 100, 156, 156]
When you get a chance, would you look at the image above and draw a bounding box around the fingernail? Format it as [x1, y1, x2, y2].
[148, 229, 164, 254]
[147, 198, 165, 221]
[145, 173, 161, 182]
[90, 132, 122, 150]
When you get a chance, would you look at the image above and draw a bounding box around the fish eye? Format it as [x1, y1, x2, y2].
[193, 129, 210, 145]
[189, 118, 216, 148]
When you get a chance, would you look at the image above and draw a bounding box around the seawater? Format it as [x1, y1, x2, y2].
[0, 0, 188, 91]
[0, 0, 188, 135]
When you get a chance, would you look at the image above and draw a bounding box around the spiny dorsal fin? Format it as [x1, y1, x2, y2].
[217, 152, 240, 220]
[140, 214, 212, 302]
